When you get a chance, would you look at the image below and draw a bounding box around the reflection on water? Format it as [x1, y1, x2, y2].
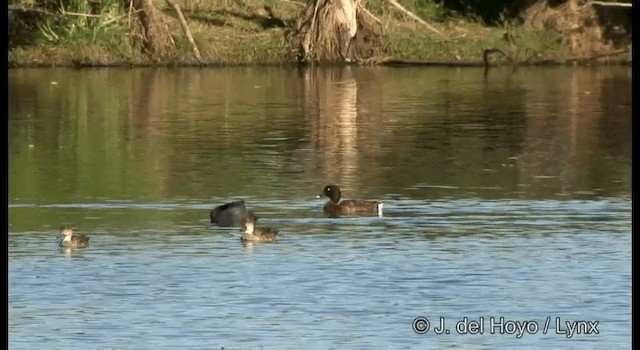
[8, 66, 631, 348]
[8, 66, 631, 204]
[307, 68, 360, 184]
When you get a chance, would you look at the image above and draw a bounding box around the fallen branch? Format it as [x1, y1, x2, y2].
[381, 58, 485, 67]
[569, 48, 630, 61]
[385, 0, 442, 36]
[60, 10, 102, 18]
[360, 4, 381, 25]
[128, 0, 134, 27]
[589, 1, 632, 7]
[279, 0, 306, 5]
[165, 0, 202, 63]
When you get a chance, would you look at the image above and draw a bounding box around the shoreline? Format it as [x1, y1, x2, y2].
[9, 57, 631, 69]
[9, 1, 631, 69]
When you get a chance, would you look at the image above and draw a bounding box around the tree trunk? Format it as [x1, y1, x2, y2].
[131, 0, 174, 59]
[289, 0, 383, 63]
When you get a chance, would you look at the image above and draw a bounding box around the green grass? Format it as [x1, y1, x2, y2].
[7, 0, 626, 67]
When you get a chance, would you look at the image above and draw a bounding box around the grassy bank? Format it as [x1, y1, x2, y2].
[8, 0, 631, 67]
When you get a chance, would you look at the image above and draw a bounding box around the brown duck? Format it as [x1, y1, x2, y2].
[241, 217, 278, 243]
[58, 225, 90, 248]
[317, 184, 383, 218]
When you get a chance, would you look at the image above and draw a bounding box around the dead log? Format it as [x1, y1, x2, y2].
[289, 0, 383, 63]
[131, 0, 174, 59]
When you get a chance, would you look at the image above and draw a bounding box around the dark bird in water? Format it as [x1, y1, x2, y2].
[210, 200, 257, 227]
[317, 184, 383, 218]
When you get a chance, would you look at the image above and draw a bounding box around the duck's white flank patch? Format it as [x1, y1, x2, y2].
[244, 222, 255, 235]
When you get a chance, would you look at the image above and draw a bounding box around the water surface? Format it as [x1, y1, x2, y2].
[9, 66, 631, 349]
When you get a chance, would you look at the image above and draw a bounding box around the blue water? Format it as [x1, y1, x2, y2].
[8, 197, 631, 349]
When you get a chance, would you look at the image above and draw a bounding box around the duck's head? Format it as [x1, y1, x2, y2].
[59, 225, 76, 238]
[317, 184, 341, 203]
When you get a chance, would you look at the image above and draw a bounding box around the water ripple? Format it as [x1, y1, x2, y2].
[9, 197, 631, 349]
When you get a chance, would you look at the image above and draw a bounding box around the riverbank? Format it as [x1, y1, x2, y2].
[8, 0, 631, 68]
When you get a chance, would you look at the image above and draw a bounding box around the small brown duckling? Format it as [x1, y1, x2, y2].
[58, 225, 90, 249]
[241, 217, 277, 243]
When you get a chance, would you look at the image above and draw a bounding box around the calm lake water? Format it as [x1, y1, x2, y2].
[8, 66, 631, 349]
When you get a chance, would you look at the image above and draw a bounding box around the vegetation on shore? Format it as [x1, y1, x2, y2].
[8, 0, 631, 67]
